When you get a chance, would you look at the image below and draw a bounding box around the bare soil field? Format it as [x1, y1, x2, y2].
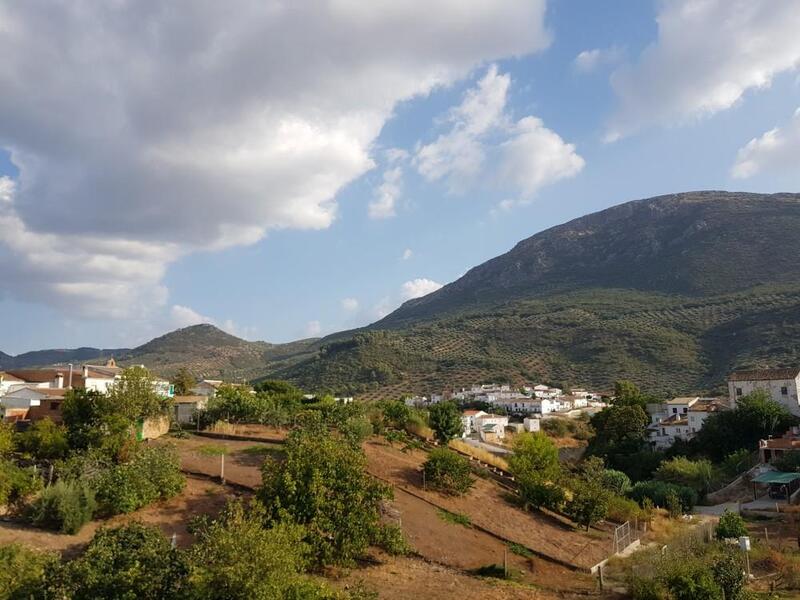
[364, 440, 613, 571]
[0, 476, 239, 557]
[162, 434, 283, 488]
[335, 554, 612, 600]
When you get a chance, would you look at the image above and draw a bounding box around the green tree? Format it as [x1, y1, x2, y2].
[258, 428, 393, 566]
[613, 380, 653, 410]
[710, 547, 747, 600]
[508, 433, 563, 510]
[254, 379, 303, 397]
[587, 404, 650, 473]
[107, 366, 169, 420]
[428, 401, 463, 443]
[654, 457, 716, 496]
[565, 479, 610, 530]
[694, 390, 798, 461]
[17, 418, 69, 460]
[171, 367, 196, 396]
[715, 509, 748, 540]
[600, 469, 632, 496]
[422, 448, 474, 495]
[61, 388, 132, 457]
[186, 500, 336, 599]
[50, 523, 189, 599]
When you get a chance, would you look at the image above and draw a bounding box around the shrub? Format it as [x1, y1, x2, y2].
[654, 457, 716, 496]
[542, 418, 569, 437]
[0, 460, 42, 507]
[16, 418, 69, 460]
[0, 423, 14, 456]
[422, 449, 474, 495]
[258, 428, 392, 566]
[627, 575, 668, 600]
[629, 480, 697, 512]
[715, 509, 748, 540]
[29, 480, 96, 534]
[186, 500, 340, 599]
[601, 469, 632, 495]
[606, 494, 642, 523]
[51, 523, 189, 599]
[0, 543, 57, 600]
[94, 446, 184, 516]
[374, 523, 411, 556]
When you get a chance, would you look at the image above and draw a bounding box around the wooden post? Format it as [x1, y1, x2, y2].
[765, 527, 770, 544]
[220, 454, 225, 484]
[48, 464, 54, 487]
[597, 564, 604, 591]
[503, 549, 508, 579]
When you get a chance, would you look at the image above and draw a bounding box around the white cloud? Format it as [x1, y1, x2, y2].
[499, 117, 585, 198]
[415, 65, 511, 189]
[0, 0, 550, 320]
[402, 248, 413, 260]
[731, 107, 800, 178]
[573, 47, 623, 72]
[368, 166, 403, 219]
[341, 297, 359, 312]
[414, 65, 583, 200]
[170, 305, 215, 329]
[607, 0, 800, 140]
[400, 278, 443, 301]
[304, 320, 322, 337]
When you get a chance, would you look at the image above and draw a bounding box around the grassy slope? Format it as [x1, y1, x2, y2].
[272, 284, 800, 398]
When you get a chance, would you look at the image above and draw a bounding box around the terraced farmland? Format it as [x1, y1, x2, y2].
[273, 285, 800, 398]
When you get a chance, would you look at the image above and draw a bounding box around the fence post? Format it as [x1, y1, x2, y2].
[220, 454, 225, 485]
[597, 564, 604, 591]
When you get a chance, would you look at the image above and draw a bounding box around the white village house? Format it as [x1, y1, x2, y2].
[647, 397, 728, 450]
[728, 368, 800, 416]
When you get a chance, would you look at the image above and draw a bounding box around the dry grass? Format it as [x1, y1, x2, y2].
[405, 422, 434, 441]
[448, 439, 510, 471]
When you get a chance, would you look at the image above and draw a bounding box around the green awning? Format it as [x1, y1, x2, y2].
[752, 471, 800, 485]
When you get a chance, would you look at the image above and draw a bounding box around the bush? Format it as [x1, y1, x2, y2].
[629, 480, 697, 512]
[374, 523, 411, 556]
[627, 574, 668, 600]
[542, 418, 569, 437]
[29, 480, 96, 534]
[16, 418, 69, 460]
[715, 509, 748, 540]
[94, 446, 184, 516]
[51, 523, 189, 599]
[565, 480, 610, 530]
[606, 494, 642, 523]
[0, 460, 42, 507]
[508, 433, 564, 511]
[258, 428, 392, 566]
[422, 449, 474, 495]
[0, 543, 57, 600]
[601, 469, 632, 495]
[654, 457, 716, 496]
[428, 401, 463, 443]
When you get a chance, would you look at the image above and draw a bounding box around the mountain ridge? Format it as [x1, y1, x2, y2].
[271, 191, 800, 397]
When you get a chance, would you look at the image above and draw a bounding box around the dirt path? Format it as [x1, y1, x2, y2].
[0, 476, 241, 557]
[365, 440, 612, 571]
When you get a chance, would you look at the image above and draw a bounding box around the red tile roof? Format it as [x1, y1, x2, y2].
[729, 368, 800, 382]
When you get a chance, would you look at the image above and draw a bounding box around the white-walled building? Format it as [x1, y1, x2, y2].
[523, 417, 540, 432]
[647, 397, 728, 450]
[173, 395, 208, 424]
[461, 410, 488, 436]
[475, 413, 509, 442]
[728, 368, 800, 416]
[191, 379, 224, 397]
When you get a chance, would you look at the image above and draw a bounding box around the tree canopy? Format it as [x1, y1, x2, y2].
[507, 432, 563, 510]
[258, 428, 392, 566]
[428, 401, 463, 443]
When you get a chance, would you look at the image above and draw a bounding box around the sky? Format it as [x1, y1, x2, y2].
[1, 0, 800, 354]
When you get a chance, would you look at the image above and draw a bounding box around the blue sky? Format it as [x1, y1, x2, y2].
[1, 0, 800, 354]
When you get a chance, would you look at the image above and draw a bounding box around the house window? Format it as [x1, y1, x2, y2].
[736, 387, 743, 396]
[683, 407, 688, 413]
[782, 386, 789, 396]
[672, 408, 677, 414]
[50, 401, 60, 411]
